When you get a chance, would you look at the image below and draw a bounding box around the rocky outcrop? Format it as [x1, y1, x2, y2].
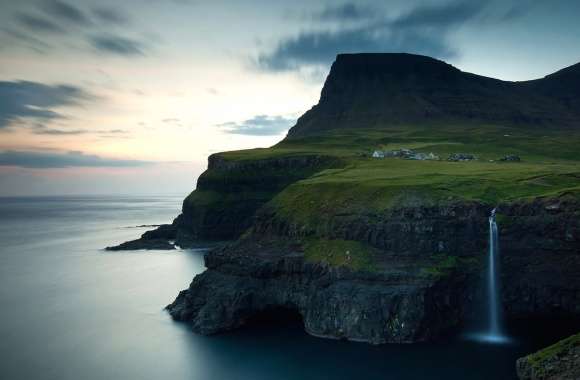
[166, 239, 471, 344]
[178, 154, 341, 241]
[516, 332, 580, 380]
[167, 195, 580, 343]
[107, 154, 342, 250]
[288, 53, 580, 138]
[113, 53, 580, 346]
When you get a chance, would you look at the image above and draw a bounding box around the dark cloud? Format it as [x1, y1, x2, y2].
[0, 27, 52, 53]
[258, 26, 455, 71]
[218, 115, 295, 136]
[390, 1, 484, 29]
[314, 3, 375, 21]
[92, 7, 130, 26]
[0, 81, 91, 128]
[89, 34, 145, 56]
[0, 150, 150, 169]
[43, 0, 90, 26]
[31, 126, 129, 136]
[97, 129, 128, 134]
[16, 13, 65, 34]
[33, 128, 87, 135]
[10, 2, 142, 56]
[257, 1, 514, 72]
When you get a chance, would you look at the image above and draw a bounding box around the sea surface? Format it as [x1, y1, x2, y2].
[0, 195, 575, 380]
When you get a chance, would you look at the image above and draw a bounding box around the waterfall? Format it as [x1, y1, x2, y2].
[467, 208, 509, 343]
[479, 208, 507, 343]
[487, 209, 501, 336]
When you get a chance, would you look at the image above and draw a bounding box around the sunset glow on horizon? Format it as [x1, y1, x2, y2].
[1, 0, 580, 195]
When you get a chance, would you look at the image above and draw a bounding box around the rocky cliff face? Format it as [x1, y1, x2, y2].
[107, 153, 342, 250]
[112, 53, 580, 345]
[288, 53, 580, 137]
[167, 239, 471, 344]
[167, 195, 580, 343]
[516, 332, 580, 380]
[178, 154, 341, 240]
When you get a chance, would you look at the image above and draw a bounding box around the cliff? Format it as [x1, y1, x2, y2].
[289, 53, 580, 137]
[167, 196, 580, 344]
[111, 54, 580, 347]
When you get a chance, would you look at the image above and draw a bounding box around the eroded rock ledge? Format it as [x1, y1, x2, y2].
[166, 197, 580, 344]
[166, 240, 469, 344]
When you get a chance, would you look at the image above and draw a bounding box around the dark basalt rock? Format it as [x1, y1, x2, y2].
[106, 238, 175, 251]
[166, 242, 468, 344]
[108, 154, 342, 250]
[516, 332, 580, 380]
[167, 196, 580, 344]
[106, 223, 178, 251]
[287, 53, 580, 138]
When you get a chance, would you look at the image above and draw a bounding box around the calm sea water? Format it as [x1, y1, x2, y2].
[0, 195, 575, 380]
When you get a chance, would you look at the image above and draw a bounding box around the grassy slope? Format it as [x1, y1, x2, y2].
[216, 124, 580, 269]
[259, 125, 580, 226]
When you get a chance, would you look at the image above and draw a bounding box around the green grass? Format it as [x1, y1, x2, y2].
[241, 124, 580, 230]
[188, 123, 580, 259]
[220, 123, 580, 163]
[421, 254, 460, 277]
[303, 238, 378, 272]
[523, 332, 580, 377]
[421, 254, 481, 278]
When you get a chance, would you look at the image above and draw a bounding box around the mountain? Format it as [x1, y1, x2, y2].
[289, 53, 580, 137]
[110, 54, 580, 350]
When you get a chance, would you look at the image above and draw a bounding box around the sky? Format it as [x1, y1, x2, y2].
[0, 0, 579, 196]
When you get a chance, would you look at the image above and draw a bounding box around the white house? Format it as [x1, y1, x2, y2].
[372, 150, 385, 158]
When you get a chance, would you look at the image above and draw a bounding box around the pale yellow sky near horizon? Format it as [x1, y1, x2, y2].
[1, 0, 580, 195]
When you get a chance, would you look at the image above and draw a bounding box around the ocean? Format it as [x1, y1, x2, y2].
[0, 195, 574, 380]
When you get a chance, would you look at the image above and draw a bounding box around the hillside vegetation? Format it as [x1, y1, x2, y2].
[220, 124, 580, 220]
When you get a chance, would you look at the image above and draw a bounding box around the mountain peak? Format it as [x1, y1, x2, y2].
[287, 54, 580, 137]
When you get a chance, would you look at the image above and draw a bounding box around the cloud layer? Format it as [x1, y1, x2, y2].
[43, 0, 91, 26]
[0, 81, 91, 129]
[258, 1, 517, 72]
[89, 35, 144, 56]
[218, 115, 296, 136]
[0, 150, 150, 169]
[6, 1, 142, 57]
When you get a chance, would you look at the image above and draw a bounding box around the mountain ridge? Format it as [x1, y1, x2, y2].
[109, 53, 580, 351]
[288, 53, 580, 138]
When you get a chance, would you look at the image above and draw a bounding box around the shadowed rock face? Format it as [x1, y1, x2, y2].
[516, 332, 580, 380]
[166, 250, 467, 344]
[288, 53, 580, 137]
[115, 53, 580, 345]
[106, 154, 342, 250]
[167, 196, 580, 344]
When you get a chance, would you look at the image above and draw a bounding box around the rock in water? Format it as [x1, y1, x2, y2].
[516, 333, 580, 380]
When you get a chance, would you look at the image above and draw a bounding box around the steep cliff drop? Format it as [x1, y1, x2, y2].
[112, 53, 580, 346]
